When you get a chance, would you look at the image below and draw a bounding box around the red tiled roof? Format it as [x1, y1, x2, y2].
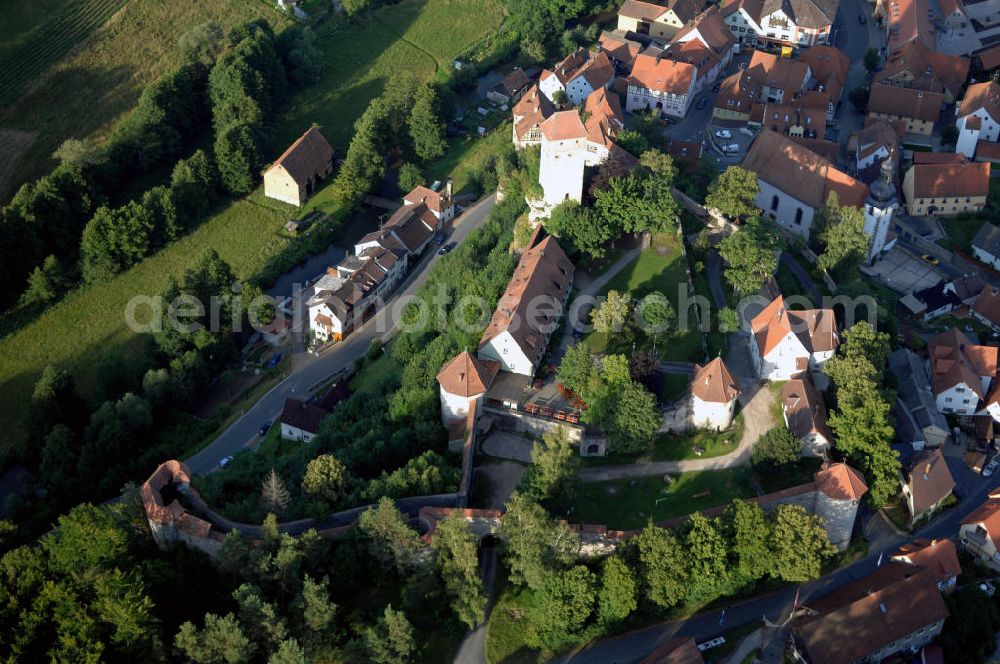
[979, 44, 1000, 71]
[928, 328, 997, 399]
[908, 160, 991, 201]
[479, 234, 575, 365]
[960, 80, 1000, 121]
[904, 448, 955, 518]
[540, 110, 589, 141]
[629, 50, 696, 95]
[639, 637, 705, 664]
[795, 563, 949, 664]
[750, 295, 838, 357]
[436, 351, 500, 397]
[892, 538, 961, 584]
[868, 83, 944, 122]
[781, 375, 833, 442]
[743, 131, 867, 209]
[814, 462, 868, 501]
[691, 357, 739, 403]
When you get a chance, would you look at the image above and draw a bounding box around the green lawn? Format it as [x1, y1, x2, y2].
[582, 234, 706, 363]
[271, 0, 504, 152]
[0, 0, 504, 455]
[567, 467, 757, 530]
[651, 415, 744, 462]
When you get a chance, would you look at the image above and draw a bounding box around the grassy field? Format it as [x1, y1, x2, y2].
[0, 0, 506, 454]
[582, 416, 744, 467]
[567, 468, 757, 530]
[272, 0, 504, 151]
[582, 233, 705, 363]
[0, 0, 290, 198]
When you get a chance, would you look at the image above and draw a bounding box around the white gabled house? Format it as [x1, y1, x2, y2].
[626, 49, 698, 119]
[478, 232, 574, 377]
[749, 295, 839, 383]
[781, 375, 833, 456]
[538, 49, 615, 106]
[956, 81, 1000, 159]
[928, 328, 998, 416]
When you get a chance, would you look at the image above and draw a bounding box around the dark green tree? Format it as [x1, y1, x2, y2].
[409, 84, 447, 162]
[597, 555, 637, 624]
[432, 512, 487, 629]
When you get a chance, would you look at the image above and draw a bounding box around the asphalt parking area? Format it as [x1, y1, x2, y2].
[867, 247, 945, 294]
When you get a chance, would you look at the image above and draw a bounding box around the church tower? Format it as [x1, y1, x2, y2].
[863, 157, 898, 264]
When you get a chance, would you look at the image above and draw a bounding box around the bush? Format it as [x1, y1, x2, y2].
[751, 428, 800, 467]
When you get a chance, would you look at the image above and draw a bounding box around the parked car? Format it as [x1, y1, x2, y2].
[921, 254, 940, 266]
[715, 129, 733, 139]
[438, 241, 457, 256]
[858, 13, 867, 23]
[984, 458, 999, 477]
[980, 580, 997, 597]
[259, 421, 272, 437]
[219, 455, 234, 468]
[432, 232, 446, 245]
[696, 97, 708, 109]
[724, 143, 740, 154]
[697, 637, 726, 652]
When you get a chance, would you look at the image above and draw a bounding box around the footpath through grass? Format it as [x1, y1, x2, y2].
[0, 0, 504, 455]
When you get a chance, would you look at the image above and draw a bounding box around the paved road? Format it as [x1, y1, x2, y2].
[184, 194, 498, 475]
[563, 468, 1000, 664]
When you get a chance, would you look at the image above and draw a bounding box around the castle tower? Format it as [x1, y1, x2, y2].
[813, 463, 868, 551]
[435, 351, 500, 427]
[863, 157, 898, 264]
[529, 111, 589, 221]
[689, 357, 741, 430]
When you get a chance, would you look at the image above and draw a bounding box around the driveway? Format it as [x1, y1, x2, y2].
[184, 194, 498, 475]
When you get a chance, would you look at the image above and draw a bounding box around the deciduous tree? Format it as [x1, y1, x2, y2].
[718, 216, 782, 293]
[528, 565, 595, 648]
[637, 522, 688, 608]
[408, 84, 447, 162]
[706, 166, 760, 220]
[524, 426, 579, 502]
[608, 381, 660, 454]
[768, 504, 836, 582]
[301, 454, 349, 504]
[725, 500, 771, 583]
[497, 492, 578, 590]
[591, 290, 632, 334]
[357, 497, 422, 575]
[432, 513, 487, 629]
[598, 555, 637, 624]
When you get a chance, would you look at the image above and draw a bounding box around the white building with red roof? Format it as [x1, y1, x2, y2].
[528, 89, 626, 220]
[539, 49, 615, 106]
[478, 231, 574, 376]
[625, 49, 699, 119]
[749, 295, 839, 383]
[690, 357, 741, 430]
[891, 538, 961, 592]
[927, 328, 998, 415]
[960, 489, 1000, 569]
[436, 351, 500, 427]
